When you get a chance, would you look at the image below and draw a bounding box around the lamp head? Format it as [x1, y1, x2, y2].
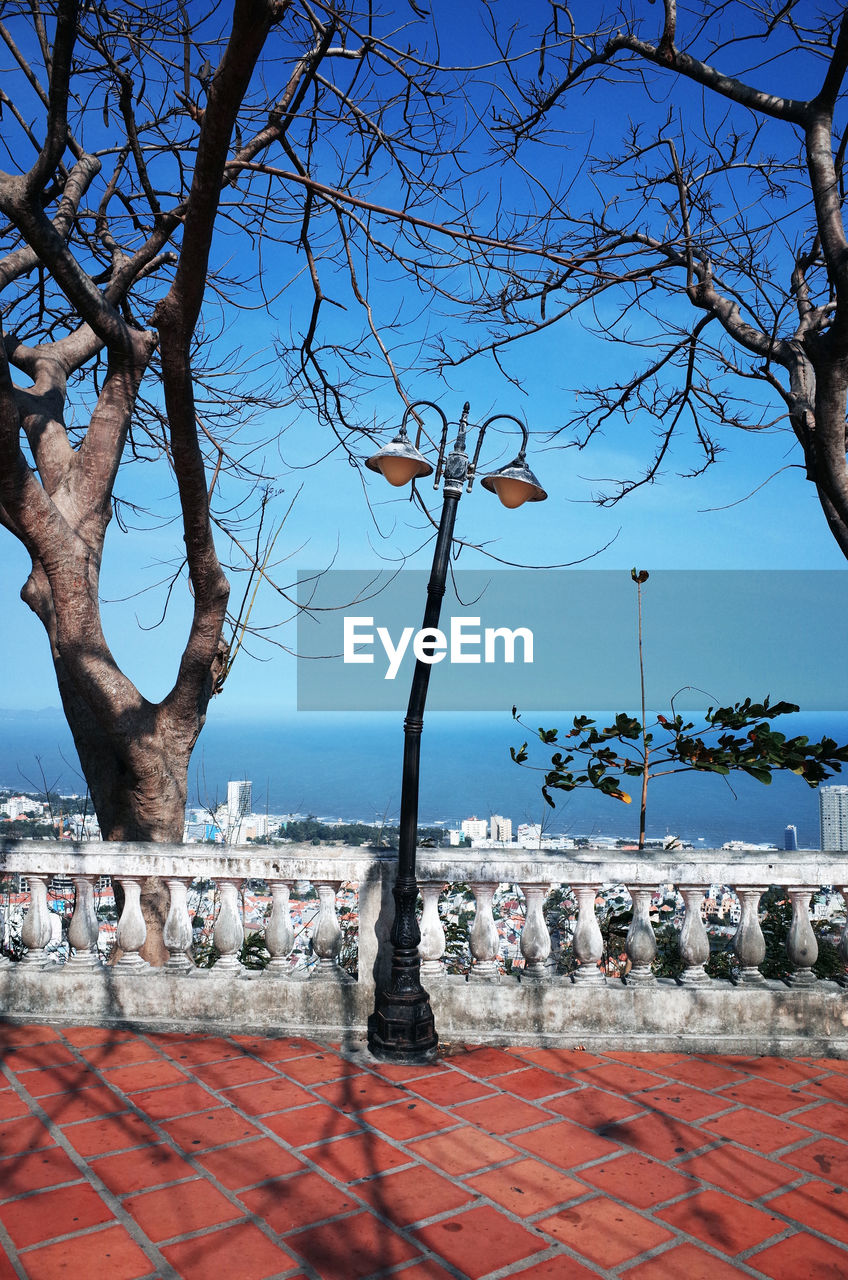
[480, 454, 547, 508]
[365, 429, 434, 487]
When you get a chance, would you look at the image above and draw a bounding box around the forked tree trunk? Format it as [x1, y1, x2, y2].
[56, 671, 190, 842]
[0, 1, 279, 964]
[21, 548, 226, 965]
[50, 636, 218, 965]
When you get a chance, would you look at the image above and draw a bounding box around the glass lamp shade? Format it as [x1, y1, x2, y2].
[377, 454, 425, 486]
[365, 432, 433, 486]
[480, 456, 547, 507]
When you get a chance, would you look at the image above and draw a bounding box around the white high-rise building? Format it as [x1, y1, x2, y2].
[820, 786, 848, 851]
[461, 816, 488, 844]
[227, 780, 252, 826]
[490, 814, 513, 843]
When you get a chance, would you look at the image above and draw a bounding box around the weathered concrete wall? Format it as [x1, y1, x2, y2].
[2, 965, 847, 1057]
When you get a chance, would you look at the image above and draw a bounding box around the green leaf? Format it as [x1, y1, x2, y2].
[742, 765, 773, 784]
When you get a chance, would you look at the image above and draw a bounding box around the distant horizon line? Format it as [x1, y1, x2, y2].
[4, 706, 848, 720]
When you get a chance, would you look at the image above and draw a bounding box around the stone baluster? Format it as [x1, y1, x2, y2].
[518, 883, 551, 980]
[114, 877, 148, 969]
[624, 886, 656, 984]
[419, 881, 446, 978]
[211, 880, 245, 973]
[265, 881, 295, 972]
[311, 881, 342, 978]
[20, 874, 52, 966]
[469, 881, 500, 980]
[733, 886, 767, 984]
[163, 878, 194, 973]
[839, 887, 848, 984]
[787, 887, 818, 986]
[572, 884, 605, 983]
[65, 875, 101, 970]
[677, 886, 711, 985]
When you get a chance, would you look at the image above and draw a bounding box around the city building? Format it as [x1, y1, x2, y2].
[490, 814, 513, 843]
[820, 785, 848, 851]
[460, 816, 488, 844]
[227, 780, 252, 825]
[517, 822, 543, 848]
[65, 814, 101, 840]
[2, 796, 44, 820]
[784, 823, 798, 852]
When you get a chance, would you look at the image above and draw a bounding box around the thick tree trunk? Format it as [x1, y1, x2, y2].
[23, 563, 215, 966]
[54, 659, 189, 842]
[53, 657, 199, 965]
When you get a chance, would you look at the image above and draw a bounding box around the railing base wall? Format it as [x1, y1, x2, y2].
[4, 967, 848, 1058]
[427, 974, 848, 1057]
[0, 968, 372, 1044]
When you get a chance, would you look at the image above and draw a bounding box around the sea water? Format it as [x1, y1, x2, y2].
[3, 707, 847, 849]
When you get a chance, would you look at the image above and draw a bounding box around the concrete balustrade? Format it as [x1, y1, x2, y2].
[65, 874, 100, 971]
[518, 882, 551, 980]
[678, 885, 711, 986]
[264, 881, 295, 972]
[163, 878, 194, 973]
[1, 841, 848, 1054]
[418, 881, 446, 978]
[734, 886, 768, 985]
[624, 886, 657, 985]
[469, 881, 500, 980]
[19, 874, 52, 966]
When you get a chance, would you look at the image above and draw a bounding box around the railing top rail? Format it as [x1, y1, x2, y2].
[0, 840, 374, 883]
[414, 849, 848, 886]
[0, 839, 846, 887]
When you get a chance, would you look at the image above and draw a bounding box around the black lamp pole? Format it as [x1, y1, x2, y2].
[366, 400, 545, 1061]
[367, 402, 467, 1060]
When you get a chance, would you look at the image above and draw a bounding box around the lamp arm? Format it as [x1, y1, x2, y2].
[467, 413, 530, 491]
[399, 400, 449, 482]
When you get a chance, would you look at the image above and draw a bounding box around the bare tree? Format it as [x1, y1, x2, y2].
[0, 0, 485, 957]
[0, 0, 464, 836]
[434, 3, 848, 558]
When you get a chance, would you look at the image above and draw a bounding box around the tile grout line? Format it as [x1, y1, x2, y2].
[0, 1055, 182, 1280]
[3, 1027, 847, 1280]
[0, 1216, 35, 1280]
[70, 1032, 493, 1274]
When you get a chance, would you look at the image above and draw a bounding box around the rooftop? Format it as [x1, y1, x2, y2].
[1, 1023, 846, 1279]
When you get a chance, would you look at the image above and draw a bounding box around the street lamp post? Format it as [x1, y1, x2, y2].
[364, 400, 547, 1062]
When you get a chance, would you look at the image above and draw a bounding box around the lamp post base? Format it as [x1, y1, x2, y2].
[367, 986, 439, 1063]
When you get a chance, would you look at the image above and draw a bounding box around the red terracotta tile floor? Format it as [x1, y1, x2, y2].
[0, 1023, 847, 1279]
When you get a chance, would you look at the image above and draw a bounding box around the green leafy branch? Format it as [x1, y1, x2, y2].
[511, 697, 848, 843]
[512, 569, 848, 848]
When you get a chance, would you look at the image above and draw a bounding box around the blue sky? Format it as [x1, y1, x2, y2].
[1, 1, 845, 718]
